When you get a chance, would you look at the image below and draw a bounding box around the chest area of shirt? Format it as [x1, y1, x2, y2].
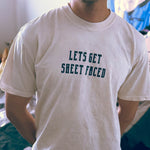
[35, 44, 131, 83]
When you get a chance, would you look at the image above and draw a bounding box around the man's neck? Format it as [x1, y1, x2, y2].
[69, 0, 110, 23]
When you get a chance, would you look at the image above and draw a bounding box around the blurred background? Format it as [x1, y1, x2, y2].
[0, 0, 150, 150]
[0, 0, 69, 53]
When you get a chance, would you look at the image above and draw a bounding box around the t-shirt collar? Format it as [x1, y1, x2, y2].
[62, 3, 116, 31]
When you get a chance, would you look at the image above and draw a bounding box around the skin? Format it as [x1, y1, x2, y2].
[5, 0, 139, 145]
[5, 93, 36, 144]
[69, 0, 110, 23]
[118, 99, 139, 135]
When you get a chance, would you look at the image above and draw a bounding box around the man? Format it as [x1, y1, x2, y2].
[0, 0, 150, 149]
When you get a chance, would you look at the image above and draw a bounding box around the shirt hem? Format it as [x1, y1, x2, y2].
[0, 82, 34, 98]
[118, 96, 150, 101]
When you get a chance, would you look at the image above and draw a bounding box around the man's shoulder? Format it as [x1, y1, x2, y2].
[112, 13, 146, 62]
[112, 13, 136, 32]
[18, 6, 65, 40]
[113, 12, 145, 44]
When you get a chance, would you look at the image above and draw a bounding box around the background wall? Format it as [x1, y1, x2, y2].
[0, 0, 68, 53]
[0, 0, 18, 53]
[15, 1, 28, 32]
[25, 0, 68, 21]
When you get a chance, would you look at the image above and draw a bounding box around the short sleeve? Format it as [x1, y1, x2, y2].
[0, 26, 37, 97]
[118, 39, 150, 101]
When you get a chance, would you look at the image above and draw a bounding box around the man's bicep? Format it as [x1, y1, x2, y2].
[5, 92, 31, 114]
[118, 99, 139, 120]
[118, 99, 140, 135]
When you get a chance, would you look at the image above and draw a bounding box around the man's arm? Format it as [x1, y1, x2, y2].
[118, 99, 139, 136]
[5, 92, 36, 145]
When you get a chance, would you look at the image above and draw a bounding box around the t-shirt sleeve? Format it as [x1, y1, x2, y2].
[0, 26, 37, 97]
[118, 37, 150, 101]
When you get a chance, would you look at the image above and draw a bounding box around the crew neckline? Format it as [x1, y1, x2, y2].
[62, 4, 116, 31]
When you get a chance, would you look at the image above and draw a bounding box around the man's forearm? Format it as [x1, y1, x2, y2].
[119, 112, 133, 136]
[5, 93, 37, 145]
[118, 99, 139, 136]
[7, 109, 36, 145]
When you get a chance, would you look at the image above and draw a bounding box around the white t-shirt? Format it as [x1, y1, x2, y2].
[1, 4, 150, 150]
